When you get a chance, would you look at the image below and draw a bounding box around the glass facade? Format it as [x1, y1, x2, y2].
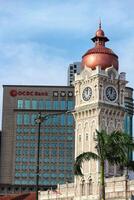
[15, 97, 74, 186]
[124, 114, 133, 160]
[124, 115, 133, 136]
[124, 92, 133, 160]
[17, 99, 74, 111]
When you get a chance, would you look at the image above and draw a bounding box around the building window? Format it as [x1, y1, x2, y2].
[67, 114, 74, 126]
[30, 128, 35, 133]
[39, 100, 44, 109]
[124, 115, 132, 135]
[86, 133, 88, 141]
[24, 114, 30, 125]
[53, 100, 59, 110]
[61, 101, 66, 110]
[67, 100, 74, 110]
[52, 116, 59, 126]
[17, 114, 23, 125]
[79, 135, 81, 142]
[32, 100, 38, 109]
[24, 100, 30, 109]
[81, 179, 85, 196]
[17, 100, 23, 109]
[60, 114, 66, 126]
[31, 114, 37, 125]
[44, 117, 51, 126]
[67, 136, 73, 141]
[88, 178, 93, 195]
[45, 100, 51, 110]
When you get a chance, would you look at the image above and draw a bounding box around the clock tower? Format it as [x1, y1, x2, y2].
[74, 23, 127, 196]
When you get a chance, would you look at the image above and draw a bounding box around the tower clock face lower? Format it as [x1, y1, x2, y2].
[105, 86, 117, 102]
[82, 87, 92, 101]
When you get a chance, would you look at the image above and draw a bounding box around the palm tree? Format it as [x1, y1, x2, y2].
[74, 130, 134, 200]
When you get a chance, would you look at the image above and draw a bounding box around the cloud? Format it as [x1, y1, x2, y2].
[0, 0, 133, 127]
[0, 40, 70, 127]
[0, 0, 133, 85]
[0, 1, 91, 42]
[0, 41, 69, 85]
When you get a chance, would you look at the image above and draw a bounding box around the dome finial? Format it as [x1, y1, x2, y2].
[92, 21, 109, 45]
[99, 18, 101, 29]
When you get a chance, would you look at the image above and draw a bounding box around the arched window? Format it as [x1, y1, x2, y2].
[87, 177, 93, 195]
[79, 135, 81, 142]
[86, 133, 88, 141]
[81, 178, 85, 196]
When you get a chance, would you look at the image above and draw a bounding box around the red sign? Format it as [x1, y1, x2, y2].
[10, 89, 48, 97]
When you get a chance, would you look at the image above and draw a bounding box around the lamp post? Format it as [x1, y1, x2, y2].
[35, 112, 44, 200]
[35, 110, 73, 200]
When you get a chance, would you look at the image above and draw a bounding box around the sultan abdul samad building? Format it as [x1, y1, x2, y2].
[39, 23, 134, 200]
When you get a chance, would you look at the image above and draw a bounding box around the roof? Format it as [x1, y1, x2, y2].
[82, 46, 118, 59]
[3, 85, 74, 88]
[0, 193, 36, 200]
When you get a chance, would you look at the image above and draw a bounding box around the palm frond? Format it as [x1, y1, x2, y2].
[105, 130, 133, 165]
[75, 130, 134, 176]
[95, 129, 109, 159]
[74, 152, 99, 176]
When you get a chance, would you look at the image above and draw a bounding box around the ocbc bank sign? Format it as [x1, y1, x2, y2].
[10, 89, 48, 97]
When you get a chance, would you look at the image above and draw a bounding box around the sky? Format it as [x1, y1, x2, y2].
[0, 0, 134, 125]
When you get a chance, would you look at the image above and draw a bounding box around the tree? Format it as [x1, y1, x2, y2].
[74, 130, 134, 200]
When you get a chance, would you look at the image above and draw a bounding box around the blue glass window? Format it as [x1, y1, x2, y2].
[67, 114, 74, 125]
[60, 100, 66, 110]
[67, 136, 73, 141]
[45, 100, 51, 110]
[39, 100, 44, 109]
[51, 150, 57, 156]
[60, 114, 66, 126]
[32, 100, 38, 109]
[59, 143, 65, 148]
[17, 114, 23, 125]
[15, 180, 21, 184]
[16, 128, 23, 133]
[53, 100, 59, 110]
[124, 115, 127, 132]
[24, 100, 30, 109]
[44, 117, 51, 126]
[23, 128, 29, 133]
[30, 135, 36, 140]
[31, 114, 37, 125]
[67, 100, 74, 110]
[52, 116, 59, 125]
[67, 129, 73, 134]
[17, 100, 23, 109]
[124, 115, 132, 136]
[24, 114, 30, 125]
[59, 150, 64, 155]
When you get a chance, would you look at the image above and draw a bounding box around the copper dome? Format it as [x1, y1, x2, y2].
[96, 28, 104, 37]
[82, 23, 119, 70]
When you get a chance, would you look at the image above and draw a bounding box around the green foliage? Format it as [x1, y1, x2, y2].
[74, 152, 99, 176]
[75, 130, 134, 176]
[74, 129, 134, 200]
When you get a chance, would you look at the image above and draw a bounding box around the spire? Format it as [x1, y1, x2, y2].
[91, 22, 109, 45]
[99, 18, 101, 29]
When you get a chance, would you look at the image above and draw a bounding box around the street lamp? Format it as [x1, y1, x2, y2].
[35, 112, 45, 200]
[35, 110, 73, 200]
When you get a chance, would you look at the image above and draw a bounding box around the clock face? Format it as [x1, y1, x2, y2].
[82, 87, 92, 101]
[105, 86, 117, 102]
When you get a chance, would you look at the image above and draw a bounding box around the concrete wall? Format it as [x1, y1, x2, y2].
[39, 176, 134, 200]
